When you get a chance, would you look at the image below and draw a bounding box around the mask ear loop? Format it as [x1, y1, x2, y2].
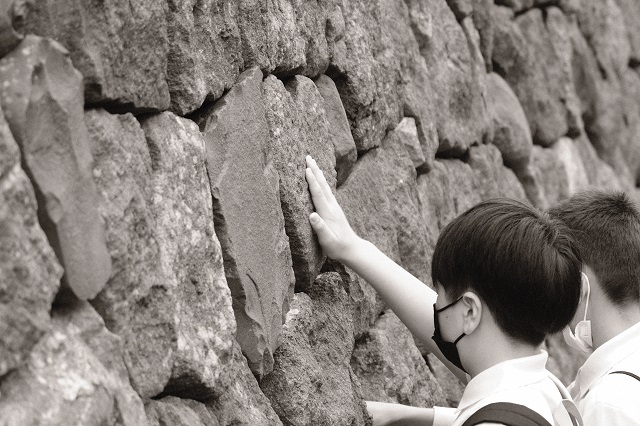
[581, 272, 590, 321]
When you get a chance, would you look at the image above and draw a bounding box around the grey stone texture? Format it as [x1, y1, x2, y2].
[261, 273, 370, 426]
[0, 102, 62, 378]
[2, 0, 640, 423]
[198, 67, 295, 378]
[0, 35, 111, 301]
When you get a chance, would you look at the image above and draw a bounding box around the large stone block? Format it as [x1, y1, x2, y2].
[0, 300, 148, 426]
[87, 108, 175, 398]
[0, 35, 111, 300]
[525, 138, 590, 210]
[492, 6, 581, 147]
[0, 0, 23, 57]
[207, 341, 283, 426]
[88, 109, 236, 400]
[0, 103, 62, 378]
[264, 74, 337, 292]
[141, 112, 236, 399]
[165, 0, 242, 115]
[21, 0, 170, 111]
[236, 0, 334, 78]
[467, 144, 528, 203]
[406, 0, 489, 156]
[261, 273, 370, 426]
[198, 67, 295, 377]
[351, 310, 449, 408]
[486, 72, 533, 173]
[314, 74, 357, 186]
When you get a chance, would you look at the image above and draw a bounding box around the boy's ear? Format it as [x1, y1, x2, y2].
[461, 291, 482, 335]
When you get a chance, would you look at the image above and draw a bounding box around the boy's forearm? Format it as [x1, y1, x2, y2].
[366, 401, 435, 426]
[342, 238, 467, 383]
[341, 239, 436, 346]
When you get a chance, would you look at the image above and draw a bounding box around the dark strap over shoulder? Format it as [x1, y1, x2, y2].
[610, 370, 640, 381]
[462, 402, 553, 426]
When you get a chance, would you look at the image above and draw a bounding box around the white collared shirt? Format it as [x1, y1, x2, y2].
[568, 321, 640, 426]
[433, 351, 576, 426]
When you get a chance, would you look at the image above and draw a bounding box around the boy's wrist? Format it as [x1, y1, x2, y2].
[337, 236, 371, 267]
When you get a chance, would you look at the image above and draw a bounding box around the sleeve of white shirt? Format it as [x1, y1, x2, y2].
[432, 406, 457, 426]
[582, 402, 640, 426]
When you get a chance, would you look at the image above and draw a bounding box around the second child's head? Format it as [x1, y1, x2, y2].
[431, 198, 582, 375]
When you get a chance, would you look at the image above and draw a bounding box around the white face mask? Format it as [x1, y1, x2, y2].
[562, 272, 593, 353]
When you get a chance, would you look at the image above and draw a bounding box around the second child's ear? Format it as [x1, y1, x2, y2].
[461, 292, 483, 335]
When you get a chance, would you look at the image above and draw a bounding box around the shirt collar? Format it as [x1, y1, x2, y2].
[572, 320, 640, 399]
[457, 351, 549, 412]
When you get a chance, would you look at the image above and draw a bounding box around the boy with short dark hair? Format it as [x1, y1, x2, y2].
[549, 190, 640, 425]
[305, 156, 582, 425]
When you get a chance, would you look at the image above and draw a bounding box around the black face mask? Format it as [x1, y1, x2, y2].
[432, 296, 467, 374]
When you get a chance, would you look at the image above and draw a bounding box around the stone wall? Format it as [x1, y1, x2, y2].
[0, 0, 635, 424]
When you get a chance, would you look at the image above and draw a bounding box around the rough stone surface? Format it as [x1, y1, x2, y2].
[396, 117, 427, 171]
[263, 74, 337, 292]
[165, 0, 242, 115]
[314, 74, 357, 186]
[0, 300, 148, 426]
[207, 341, 283, 426]
[426, 354, 465, 407]
[486, 72, 533, 173]
[88, 109, 236, 400]
[0, 0, 23, 57]
[0, 102, 62, 378]
[492, 6, 581, 147]
[0, 35, 111, 300]
[467, 144, 528, 203]
[616, 0, 640, 66]
[87, 108, 175, 398]
[21, 0, 170, 111]
[141, 112, 236, 400]
[406, 0, 489, 155]
[261, 273, 371, 426]
[146, 397, 219, 426]
[198, 67, 295, 378]
[525, 138, 590, 210]
[352, 310, 449, 408]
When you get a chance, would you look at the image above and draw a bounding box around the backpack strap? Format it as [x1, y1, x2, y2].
[610, 370, 640, 381]
[461, 402, 553, 426]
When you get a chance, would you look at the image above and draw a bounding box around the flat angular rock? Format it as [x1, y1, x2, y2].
[0, 0, 23, 57]
[314, 74, 357, 186]
[87, 108, 175, 398]
[0, 35, 111, 300]
[395, 117, 427, 171]
[165, 0, 242, 115]
[417, 159, 481, 235]
[467, 144, 528, 203]
[88, 109, 236, 400]
[332, 0, 424, 152]
[236, 0, 333, 77]
[0, 301, 148, 426]
[198, 67, 295, 377]
[492, 6, 580, 146]
[525, 139, 590, 210]
[406, 0, 489, 156]
[486, 72, 533, 173]
[261, 273, 370, 426]
[146, 397, 219, 426]
[263, 74, 336, 292]
[0, 103, 62, 378]
[207, 341, 283, 426]
[351, 310, 449, 408]
[21, 0, 170, 111]
[141, 112, 236, 400]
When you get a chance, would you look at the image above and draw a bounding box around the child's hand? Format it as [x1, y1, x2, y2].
[305, 155, 361, 263]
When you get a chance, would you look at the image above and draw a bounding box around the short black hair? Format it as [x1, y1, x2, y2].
[432, 198, 582, 346]
[548, 190, 640, 305]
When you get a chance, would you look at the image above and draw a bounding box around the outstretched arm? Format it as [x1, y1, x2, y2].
[366, 401, 435, 426]
[305, 156, 466, 383]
